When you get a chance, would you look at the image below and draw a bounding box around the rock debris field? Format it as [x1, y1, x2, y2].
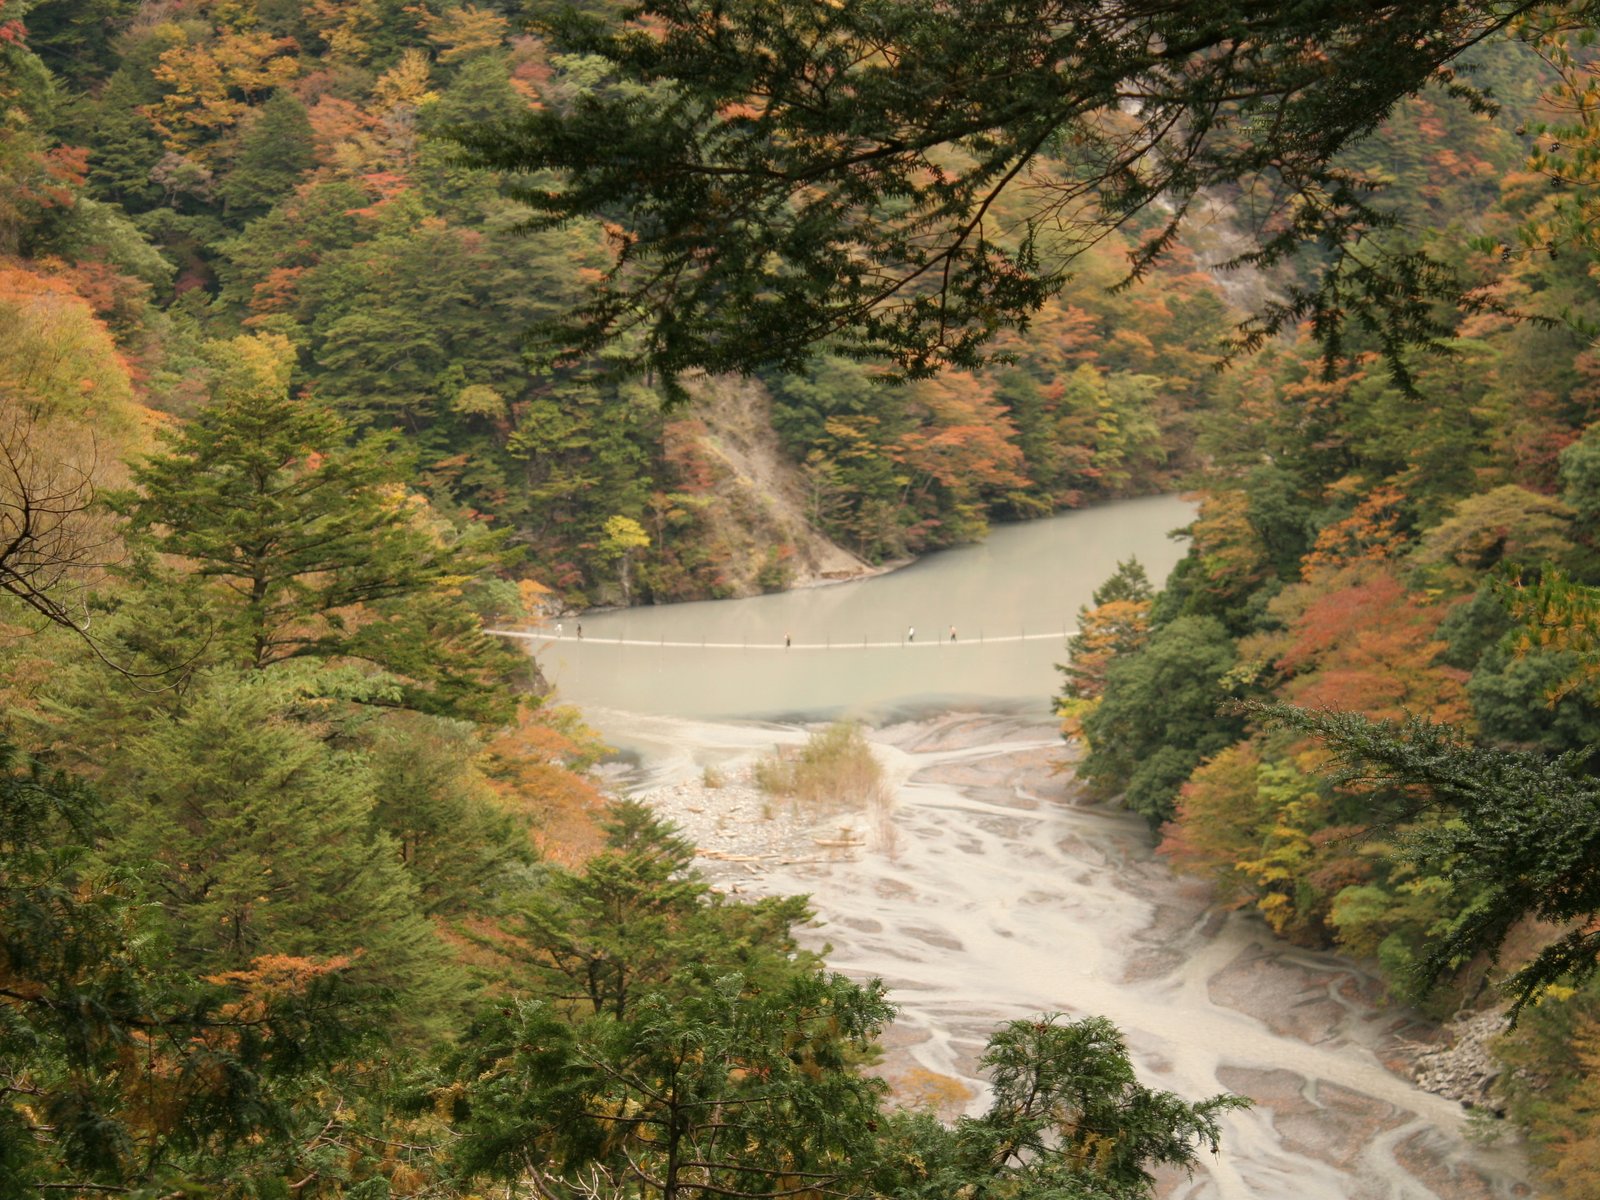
[636, 762, 878, 886]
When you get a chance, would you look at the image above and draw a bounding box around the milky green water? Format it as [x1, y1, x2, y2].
[521, 493, 1194, 720]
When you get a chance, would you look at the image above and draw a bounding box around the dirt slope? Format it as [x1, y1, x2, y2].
[683, 375, 874, 593]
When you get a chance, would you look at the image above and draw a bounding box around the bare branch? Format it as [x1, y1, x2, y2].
[0, 399, 211, 681]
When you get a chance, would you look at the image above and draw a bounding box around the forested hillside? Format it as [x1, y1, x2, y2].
[1056, 40, 1600, 1197]
[2, 0, 1234, 611]
[7, 0, 1600, 1196]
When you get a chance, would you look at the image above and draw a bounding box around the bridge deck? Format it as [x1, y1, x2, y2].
[489, 630, 1074, 650]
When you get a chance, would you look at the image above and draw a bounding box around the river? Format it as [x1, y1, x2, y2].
[508, 496, 1534, 1200]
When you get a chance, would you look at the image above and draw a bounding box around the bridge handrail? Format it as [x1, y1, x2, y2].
[487, 629, 1076, 649]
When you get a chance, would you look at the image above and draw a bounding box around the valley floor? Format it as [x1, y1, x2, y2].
[622, 712, 1533, 1200]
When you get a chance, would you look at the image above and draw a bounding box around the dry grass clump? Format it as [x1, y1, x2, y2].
[754, 722, 885, 813]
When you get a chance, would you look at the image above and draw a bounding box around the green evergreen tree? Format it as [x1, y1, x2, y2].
[104, 669, 452, 1010]
[18, 0, 137, 85]
[214, 178, 368, 316]
[1080, 615, 1246, 825]
[901, 1015, 1247, 1200]
[305, 201, 526, 430]
[505, 800, 814, 1018]
[1561, 420, 1600, 532]
[453, 971, 895, 1199]
[1091, 557, 1154, 607]
[417, 52, 528, 219]
[115, 333, 519, 721]
[218, 91, 315, 221]
[365, 710, 533, 915]
[78, 24, 187, 213]
[84, 75, 168, 211]
[1058, 558, 1155, 708]
[0, 738, 382, 1196]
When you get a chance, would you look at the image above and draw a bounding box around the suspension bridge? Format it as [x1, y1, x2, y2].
[489, 628, 1077, 651]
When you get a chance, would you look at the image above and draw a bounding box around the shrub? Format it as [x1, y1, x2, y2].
[754, 722, 884, 812]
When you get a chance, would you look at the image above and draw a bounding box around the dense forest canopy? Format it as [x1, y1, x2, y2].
[458, 0, 1599, 391]
[4, 0, 1264, 603]
[5, 0, 1600, 1196]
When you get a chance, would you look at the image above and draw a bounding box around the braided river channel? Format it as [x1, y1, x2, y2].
[513, 495, 1534, 1199]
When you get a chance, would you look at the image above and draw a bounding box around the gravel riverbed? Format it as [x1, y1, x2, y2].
[633, 761, 878, 887]
[621, 717, 1532, 1199]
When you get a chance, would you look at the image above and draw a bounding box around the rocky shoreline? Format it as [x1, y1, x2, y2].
[1408, 1008, 1509, 1113]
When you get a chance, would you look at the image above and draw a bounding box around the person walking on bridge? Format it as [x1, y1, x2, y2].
[950, 624, 957, 642]
[907, 625, 915, 643]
